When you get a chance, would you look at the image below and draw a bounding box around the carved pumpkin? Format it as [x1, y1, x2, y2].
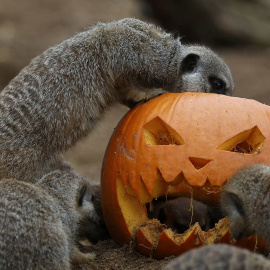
[101, 93, 270, 258]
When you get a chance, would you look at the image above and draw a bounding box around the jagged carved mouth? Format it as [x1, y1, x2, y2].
[116, 171, 266, 258]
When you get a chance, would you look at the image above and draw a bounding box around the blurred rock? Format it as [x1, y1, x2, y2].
[0, 0, 140, 91]
[140, 0, 270, 47]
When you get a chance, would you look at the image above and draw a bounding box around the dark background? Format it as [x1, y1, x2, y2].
[0, 0, 269, 182]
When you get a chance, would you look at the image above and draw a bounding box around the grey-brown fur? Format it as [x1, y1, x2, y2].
[0, 170, 107, 270]
[221, 164, 270, 242]
[162, 244, 270, 270]
[0, 18, 234, 183]
[148, 197, 210, 233]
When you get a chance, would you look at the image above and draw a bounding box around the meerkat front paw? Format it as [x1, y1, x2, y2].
[70, 247, 96, 265]
[124, 90, 167, 108]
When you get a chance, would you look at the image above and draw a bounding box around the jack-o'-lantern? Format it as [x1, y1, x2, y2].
[101, 93, 270, 258]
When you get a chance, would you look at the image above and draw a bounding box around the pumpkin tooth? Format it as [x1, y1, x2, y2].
[167, 177, 193, 197]
[167, 171, 186, 186]
[199, 218, 232, 245]
[140, 169, 169, 198]
[134, 220, 203, 258]
[167, 178, 223, 203]
[134, 220, 165, 257]
[151, 169, 169, 198]
[154, 223, 204, 258]
[158, 166, 186, 184]
[124, 181, 137, 197]
[125, 171, 154, 203]
[139, 177, 153, 203]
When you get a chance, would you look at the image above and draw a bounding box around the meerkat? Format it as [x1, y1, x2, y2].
[162, 244, 270, 270]
[0, 18, 234, 266]
[0, 18, 234, 183]
[221, 164, 270, 242]
[148, 197, 211, 233]
[0, 170, 109, 270]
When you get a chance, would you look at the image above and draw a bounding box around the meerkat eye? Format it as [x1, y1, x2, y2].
[181, 54, 200, 73]
[209, 77, 226, 94]
[78, 185, 87, 206]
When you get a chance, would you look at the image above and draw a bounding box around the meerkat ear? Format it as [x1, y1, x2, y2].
[78, 185, 87, 206]
[181, 54, 200, 73]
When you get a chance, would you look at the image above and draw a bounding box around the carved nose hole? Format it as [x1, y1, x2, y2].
[189, 157, 212, 170]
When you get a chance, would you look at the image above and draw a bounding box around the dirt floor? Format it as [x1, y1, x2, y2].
[0, 0, 270, 269]
[74, 240, 173, 270]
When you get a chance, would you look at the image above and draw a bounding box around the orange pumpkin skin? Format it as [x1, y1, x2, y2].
[101, 93, 270, 258]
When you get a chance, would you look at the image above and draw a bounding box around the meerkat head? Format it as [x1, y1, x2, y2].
[119, 45, 234, 109]
[38, 171, 109, 244]
[77, 183, 110, 244]
[221, 164, 270, 241]
[148, 197, 210, 234]
[178, 45, 234, 96]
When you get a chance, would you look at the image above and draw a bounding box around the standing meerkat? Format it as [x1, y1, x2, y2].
[0, 170, 108, 270]
[0, 18, 234, 183]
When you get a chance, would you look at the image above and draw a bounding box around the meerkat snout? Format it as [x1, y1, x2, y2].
[77, 184, 99, 224]
[77, 184, 110, 244]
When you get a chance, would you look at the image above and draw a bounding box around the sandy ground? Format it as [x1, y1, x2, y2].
[0, 0, 270, 269]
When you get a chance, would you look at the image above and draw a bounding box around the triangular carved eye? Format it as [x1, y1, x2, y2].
[143, 117, 185, 146]
[218, 126, 265, 154]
